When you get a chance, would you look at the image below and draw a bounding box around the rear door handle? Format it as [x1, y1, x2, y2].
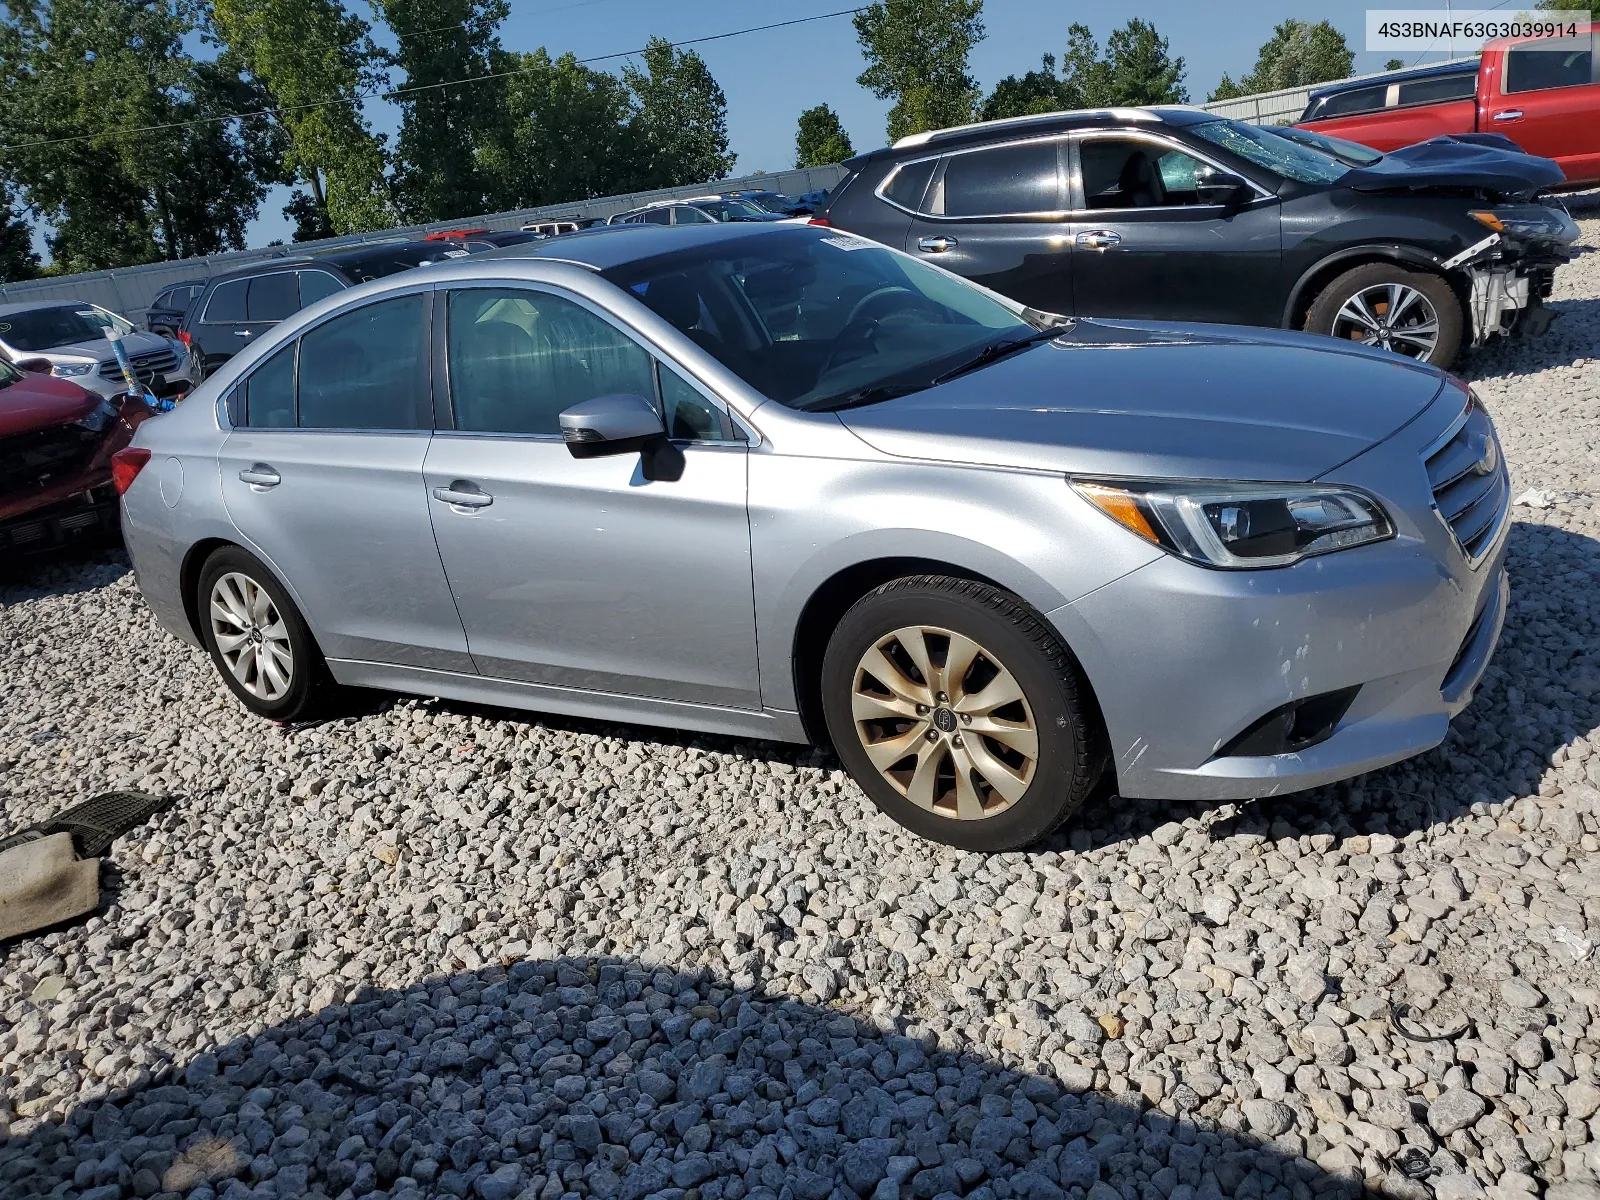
[433, 481, 493, 509]
[1492, 109, 1523, 121]
[916, 235, 957, 253]
[1076, 230, 1122, 249]
[238, 464, 280, 488]
[233, 329, 253, 338]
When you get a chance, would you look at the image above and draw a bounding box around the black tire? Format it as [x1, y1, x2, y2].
[197, 545, 336, 722]
[820, 575, 1103, 852]
[1304, 262, 1463, 368]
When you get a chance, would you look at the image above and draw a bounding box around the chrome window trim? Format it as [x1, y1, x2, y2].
[200, 276, 253, 324]
[1070, 128, 1277, 215]
[874, 135, 1072, 221]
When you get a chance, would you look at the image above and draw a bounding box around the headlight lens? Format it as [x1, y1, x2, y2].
[1073, 479, 1394, 569]
[52, 360, 96, 377]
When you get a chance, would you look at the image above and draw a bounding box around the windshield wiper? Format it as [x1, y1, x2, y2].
[930, 325, 1065, 386]
[807, 382, 931, 413]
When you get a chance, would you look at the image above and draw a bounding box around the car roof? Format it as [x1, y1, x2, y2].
[472, 221, 815, 272]
[874, 105, 1212, 157]
[1307, 58, 1481, 100]
[204, 239, 436, 283]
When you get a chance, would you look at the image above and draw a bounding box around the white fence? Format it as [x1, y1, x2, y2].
[0, 164, 848, 324]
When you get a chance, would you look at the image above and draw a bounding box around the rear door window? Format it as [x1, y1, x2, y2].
[298, 270, 345, 307]
[204, 279, 249, 323]
[1505, 34, 1594, 92]
[247, 272, 300, 322]
[1312, 83, 1390, 118]
[296, 294, 430, 430]
[1396, 72, 1478, 106]
[940, 140, 1063, 217]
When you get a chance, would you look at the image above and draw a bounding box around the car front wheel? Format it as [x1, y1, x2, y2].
[197, 546, 334, 721]
[821, 575, 1103, 851]
[1305, 263, 1463, 367]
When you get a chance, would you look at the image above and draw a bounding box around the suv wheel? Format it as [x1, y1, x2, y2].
[198, 546, 335, 721]
[1305, 263, 1463, 367]
[821, 575, 1103, 851]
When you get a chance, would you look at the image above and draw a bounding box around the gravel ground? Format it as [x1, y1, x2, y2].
[2, 206, 1599, 1200]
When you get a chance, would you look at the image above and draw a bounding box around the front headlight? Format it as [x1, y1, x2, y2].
[1072, 479, 1394, 569]
[52, 360, 96, 377]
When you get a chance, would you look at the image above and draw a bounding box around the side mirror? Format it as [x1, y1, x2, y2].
[559, 393, 665, 459]
[1195, 166, 1251, 207]
[14, 357, 54, 374]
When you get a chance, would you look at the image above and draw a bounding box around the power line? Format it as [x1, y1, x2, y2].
[0, 6, 866, 154]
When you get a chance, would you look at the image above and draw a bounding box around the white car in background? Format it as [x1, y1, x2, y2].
[0, 301, 200, 402]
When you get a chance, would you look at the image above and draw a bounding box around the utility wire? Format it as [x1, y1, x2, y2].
[0, 6, 866, 154]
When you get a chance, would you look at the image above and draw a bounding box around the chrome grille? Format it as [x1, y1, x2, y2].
[1423, 398, 1508, 565]
[98, 346, 178, 381]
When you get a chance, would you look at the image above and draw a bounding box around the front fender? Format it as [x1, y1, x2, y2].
[1282, 243, 1452, 327]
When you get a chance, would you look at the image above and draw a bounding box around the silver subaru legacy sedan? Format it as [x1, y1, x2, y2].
[117, 223, 1509, 851]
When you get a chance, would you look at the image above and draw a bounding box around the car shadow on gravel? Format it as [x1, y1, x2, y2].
[1457, 297, 1600, 377]
[0, 545, 131, 602]
[0, 954, 1413, 1200]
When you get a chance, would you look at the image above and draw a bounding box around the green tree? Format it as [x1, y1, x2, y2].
[0, 0, 285, 271]
[1103, 18, 1188, 105]
[0, 189, 38, 282]
[1207, 19, 1353, 101]
[1535, 0, 1598, 18]
[1034, 20, 1184, 109]
[854, 0, 985, 142]
[622, 37, 736, 188]
[1385, 58, 1406, 71]
[211, 0, 393, 237]
[981, 53, 1073, 120]
[1059, 23, 1115, 106]
[795, 104, 854, 166]
[482, 49, 645, 208]
[376, 0, 510, 223]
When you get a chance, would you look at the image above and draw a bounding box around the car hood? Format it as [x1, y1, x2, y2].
[835, 320, 1446, 481]
[1341, 135, 1566, 199]
[0, 374, 101, 436]
[30, 329, 171, 362]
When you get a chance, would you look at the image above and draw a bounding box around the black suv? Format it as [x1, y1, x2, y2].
[179, 240, 454, 375]
[819, 107, 1578, 366]
[145, 280, 206, 338]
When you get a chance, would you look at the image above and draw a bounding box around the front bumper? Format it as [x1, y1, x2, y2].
[1049, 386, 1511, 801]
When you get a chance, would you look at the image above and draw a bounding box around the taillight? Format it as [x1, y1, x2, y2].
[111, 448, 152, 495]
[176, 329, 192, 347]
[808, 216, 831, 226]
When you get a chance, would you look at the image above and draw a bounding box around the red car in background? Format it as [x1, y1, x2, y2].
[1298, 23, 1599, 189]
[0, 360, 150, 556]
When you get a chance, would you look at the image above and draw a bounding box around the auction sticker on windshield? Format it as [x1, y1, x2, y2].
[821, 235, 877, 252]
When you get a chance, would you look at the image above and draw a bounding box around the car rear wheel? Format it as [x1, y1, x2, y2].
[820, 575, 1103, 851]
[1305, 263, 1463, 367]
[198, 546, 335, 721]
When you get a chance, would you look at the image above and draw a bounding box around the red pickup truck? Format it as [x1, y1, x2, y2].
[1298, 24, 1599, 189]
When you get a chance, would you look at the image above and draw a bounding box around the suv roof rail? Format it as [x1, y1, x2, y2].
[892, 106, 1166, 149]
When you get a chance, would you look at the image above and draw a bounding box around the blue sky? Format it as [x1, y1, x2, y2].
[246, 2, 1473, 246]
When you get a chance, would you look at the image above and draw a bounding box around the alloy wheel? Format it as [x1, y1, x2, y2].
[1332, 282, 1440, 359]
[850, 625, 1038, 820]
[209, 571, 293, 702]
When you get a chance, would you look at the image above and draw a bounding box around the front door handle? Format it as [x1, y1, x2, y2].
[433, 481, 493, 510]
[1492, 109, 1523, 121]
[916, 235, 957, 253]
[238, 464, 280, 488]
[1076, 230, 1122, 250]
[233, 329, 254, 338]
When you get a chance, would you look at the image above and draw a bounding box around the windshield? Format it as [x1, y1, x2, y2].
[337, 248, 438, 282]
[601, 227, 1038, 411]
[697, 198, 771, 222]
[0, 304, 132, 350]
[1262, 124, 1383, 167]
[1189, 118, 1351, 184]
[746, 193, 798, 213]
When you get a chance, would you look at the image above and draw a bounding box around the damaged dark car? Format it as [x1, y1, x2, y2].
[817, 108, 1580, 366]
[0, 360, 150, 556]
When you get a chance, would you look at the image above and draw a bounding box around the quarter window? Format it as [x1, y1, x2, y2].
[1311, 83, 1390, 118]
[247, 273, 299, 322]
[447, 288, 656, 436]
[296, 294, 430, 430]
[245, 344, 296, 428]
[204, 279, 248, 323]
[941, 141, 1062, 216]
[881, 159, 936, 213]
[1505, 35, 1594, 93]
[1396, 72, 1478, 106]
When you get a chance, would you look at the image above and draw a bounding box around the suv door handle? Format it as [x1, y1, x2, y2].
[1076, 230, 1122, 249]
[233, 329, 253, 338]
[916, 235, 957, 253]
[238, 464, 280, 488]
[433, 481, 493, 509]
[1492, 109, 1523, 121]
